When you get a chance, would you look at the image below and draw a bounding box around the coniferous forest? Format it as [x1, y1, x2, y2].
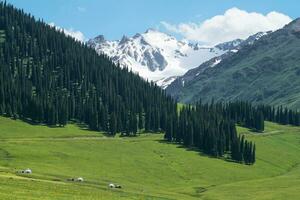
[164, 101, 300, 164]
[164, 102, 258, 164]
[0, 1, 177, 136]
[1, 1, 300, 165]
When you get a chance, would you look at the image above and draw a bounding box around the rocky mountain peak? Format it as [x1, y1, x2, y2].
[145, 28, 158, 34]
[88, 29, 258, 88]
[94, 35, 106, 43]
[215, 39, 243, 51]
[133, 33, 142, 39]
[120, 35, 130, 45]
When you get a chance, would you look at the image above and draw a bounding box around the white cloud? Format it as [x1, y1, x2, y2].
[49, 22, 85, 42]
[161, 7, 292, 45]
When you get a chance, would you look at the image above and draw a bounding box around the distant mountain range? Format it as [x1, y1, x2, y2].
[87, 29, 243, 88]
[166, 19, 300, 109]
[166, 32, 269, 92]
[87, 20, 300, 109]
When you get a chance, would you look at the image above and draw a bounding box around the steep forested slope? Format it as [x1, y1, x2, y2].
[167, 19, 300, 109]
[0, 2, 176, 134]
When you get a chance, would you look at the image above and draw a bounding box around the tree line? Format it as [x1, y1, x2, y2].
[164, 102, 256, 164]
[164, 101, 300, 164]
[260, 104, 300, 126]
[226, 101, 300, 129]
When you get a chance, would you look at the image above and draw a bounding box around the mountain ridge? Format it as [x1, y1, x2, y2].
[87, 29, 243, 86]
[166, 19, 300, 109]
[166, 31, 269, 93]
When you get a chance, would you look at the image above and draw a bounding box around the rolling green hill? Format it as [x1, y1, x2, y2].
[167, 19, 300, 109]
[0, 117, 300, 199]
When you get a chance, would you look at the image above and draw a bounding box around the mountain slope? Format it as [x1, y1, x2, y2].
[0, 2, 175, 134]
[166, 19, 300, 109]
[88, 30, 242, 85]
[166, 32, 269, 93]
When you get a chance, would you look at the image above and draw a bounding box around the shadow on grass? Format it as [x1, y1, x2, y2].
[9, 116, 101, 133]
[157, 139, 242, 164]
[248, 129, 264, 134]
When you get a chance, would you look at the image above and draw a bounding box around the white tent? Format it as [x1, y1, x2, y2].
[77, 177, 84, 182]
[24, 169, 32, 174]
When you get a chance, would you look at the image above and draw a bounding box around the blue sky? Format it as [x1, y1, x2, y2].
[5, 0, 300, 41]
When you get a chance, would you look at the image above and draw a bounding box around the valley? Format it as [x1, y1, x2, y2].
[0, 117, 300, 199]
[0, 1, 299, 199]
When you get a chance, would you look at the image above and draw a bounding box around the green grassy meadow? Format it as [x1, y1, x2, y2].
[0, 116, 300, 199]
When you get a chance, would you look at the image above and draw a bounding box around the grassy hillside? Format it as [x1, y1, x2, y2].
[167, 19, 300, 109]
[0, 117, 300, 199]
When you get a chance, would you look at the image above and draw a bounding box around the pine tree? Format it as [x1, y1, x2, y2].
[109, 112, 117, 136]
[138, 111, 144, 131]
[252, 144, 256, 164]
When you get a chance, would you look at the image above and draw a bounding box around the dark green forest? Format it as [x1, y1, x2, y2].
[0, 1, 177, 136]
[164, 101, 300, 164]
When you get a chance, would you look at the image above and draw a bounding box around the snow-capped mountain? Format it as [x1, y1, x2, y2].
[88, 29, 269, 88]
[87, 29, 242, 87]
[155, 76, 178, 89]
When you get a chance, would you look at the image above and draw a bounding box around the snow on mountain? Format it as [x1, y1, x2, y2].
[166, 31, 270, 95]
[88, 30, 270, 88]
[88, 29, 237, 87]
[215, 39, 243, 51]
[88, 29, 271, 88]
[155, 76, 178, 89]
